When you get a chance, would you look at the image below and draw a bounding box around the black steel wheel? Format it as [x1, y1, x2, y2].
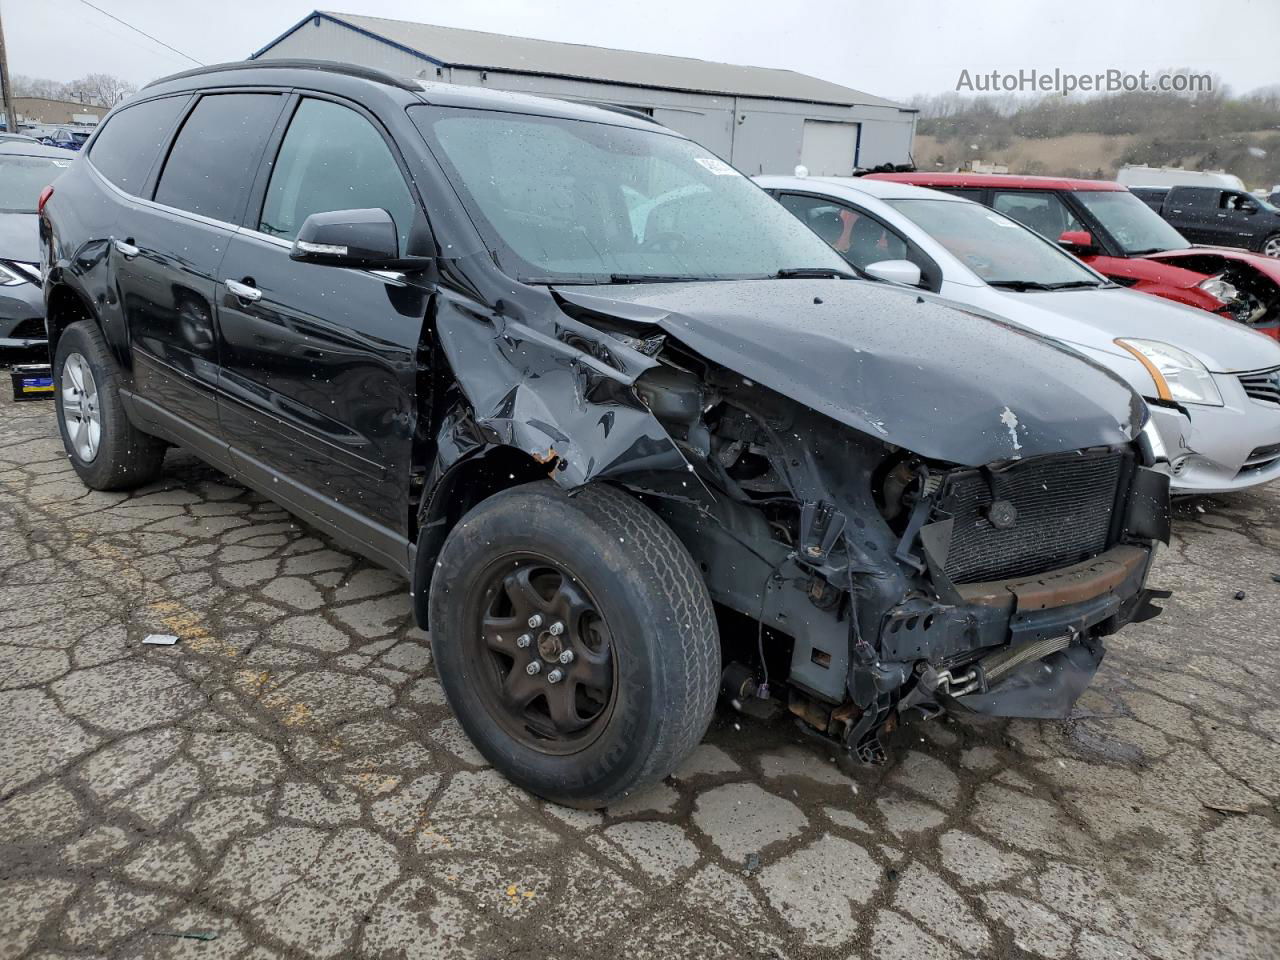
[468, 555, 617, 755]
[429, 480, 719, 808]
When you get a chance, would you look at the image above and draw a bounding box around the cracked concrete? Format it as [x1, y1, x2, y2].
[0, 384, 1278, 960]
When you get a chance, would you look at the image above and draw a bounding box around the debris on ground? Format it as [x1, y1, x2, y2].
[1271, 573, 1280, 583]
[1234, 591, 1246, 601]
[143, 634, 180, 645]
[151, 930, 218, 941]
[1203, 801, 1249, 815]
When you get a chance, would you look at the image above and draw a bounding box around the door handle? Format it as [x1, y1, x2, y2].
[226, 278, 262, 303]
[114, 238, 139, 259]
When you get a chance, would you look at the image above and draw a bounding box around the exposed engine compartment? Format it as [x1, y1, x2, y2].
[624, 341, 1170, 762]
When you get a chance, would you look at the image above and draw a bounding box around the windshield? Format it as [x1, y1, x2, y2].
[410, 106, 849, 283]
[1073, 189, 1191, 255]
[0, 154, 71, 213]
[886, 198, 1101, 287]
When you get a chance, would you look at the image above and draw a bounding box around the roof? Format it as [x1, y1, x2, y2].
[865, 172, 1127, 192]
[252, 10, 908, 109]
[756, 174, 969, 202]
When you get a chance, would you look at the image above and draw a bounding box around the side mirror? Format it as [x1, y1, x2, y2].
[865, 259, 923, 286]
[1240, 202, 1259, 215]
[1058, 230, 1097, 254]
[290, 208, 415, 268]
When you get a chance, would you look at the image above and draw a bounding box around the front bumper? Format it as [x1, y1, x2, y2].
[888, 544, 1157, 719]
[0, 280, 47, 349]
[1149, 377, 1280, 494]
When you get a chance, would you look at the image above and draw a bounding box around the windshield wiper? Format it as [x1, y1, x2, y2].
[607, 273, 708, 284]
[775, 267, 856, 279]
[988, 279, 1100, 291]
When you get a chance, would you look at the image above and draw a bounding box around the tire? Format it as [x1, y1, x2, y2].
[54, 321, 167, 490]
[1260, 234, 1280, 259]
[428, 480, 719, 809]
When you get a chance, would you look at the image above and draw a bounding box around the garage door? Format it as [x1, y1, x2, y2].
[800, 120, 859, 176]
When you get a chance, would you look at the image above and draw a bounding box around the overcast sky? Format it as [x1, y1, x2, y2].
[5, 0, 1278, 101]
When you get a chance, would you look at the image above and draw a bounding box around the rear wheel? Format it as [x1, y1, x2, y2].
[428, 480, 719, 808]
[54, 321, 166, 490]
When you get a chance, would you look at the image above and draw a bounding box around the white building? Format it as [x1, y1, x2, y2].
[250, 11, 917, 175]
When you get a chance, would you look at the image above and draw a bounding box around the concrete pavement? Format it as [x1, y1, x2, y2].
[1, 385, 1277, 960]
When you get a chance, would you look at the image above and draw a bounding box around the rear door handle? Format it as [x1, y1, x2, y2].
[226, 278, 262, 303]
[114, 238, 139, 258]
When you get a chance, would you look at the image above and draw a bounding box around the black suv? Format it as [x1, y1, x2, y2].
[41, 61, 1170, 807]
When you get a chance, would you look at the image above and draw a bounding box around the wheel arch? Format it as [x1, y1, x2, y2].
[410, 443, 553, 629]
[44, 282, 97, 360]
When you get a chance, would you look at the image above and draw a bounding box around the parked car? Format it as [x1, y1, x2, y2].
[759, 174, 1280, 495]
[0, 132, 42, 145]
[867, 173, 1280, 340]
[1129, 185, 1280, 258]
[1, 141, 76, 350]
[42, 60, 1170, 807]
[38, 127, 90, 151]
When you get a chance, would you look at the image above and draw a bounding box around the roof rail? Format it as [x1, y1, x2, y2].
[570, 100, 664, 126]
[143, 59, 420, 93]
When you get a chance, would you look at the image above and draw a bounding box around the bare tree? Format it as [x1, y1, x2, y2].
[67, 73, 136, 107]
[11, 73, 70, 100]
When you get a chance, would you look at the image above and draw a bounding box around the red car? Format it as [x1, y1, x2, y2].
[866, 172, 1280, 340]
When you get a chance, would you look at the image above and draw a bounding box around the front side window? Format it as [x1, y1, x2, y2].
[410, 106, 848, 283]
[1073, 189, 1192, 254]
[888, 198, 1103, 288]
[88, 95, 187, 195]
[259, 98, 417, 251]
[0, 154, 75, 213]
[991, 190, 1083, 241]
[154, 93, 283, 223]
[777, 193, 917, 271]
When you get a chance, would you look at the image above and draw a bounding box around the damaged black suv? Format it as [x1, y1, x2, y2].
[41, 61, 1170, 808]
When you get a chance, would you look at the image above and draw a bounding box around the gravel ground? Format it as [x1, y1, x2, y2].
[1, 381, 1278, 960]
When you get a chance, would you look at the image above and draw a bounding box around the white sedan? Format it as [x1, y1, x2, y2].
[757, 174, 1280, 495]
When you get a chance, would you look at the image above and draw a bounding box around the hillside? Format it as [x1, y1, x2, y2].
[912, 89, 1280, 189]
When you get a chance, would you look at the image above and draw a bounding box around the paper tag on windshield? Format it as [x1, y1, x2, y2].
[52, 160, 71, 168]
[695, 156, 738, 176]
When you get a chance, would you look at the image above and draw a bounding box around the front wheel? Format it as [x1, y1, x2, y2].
[428, 481, 719, 809]
[1260, 233, 1280, 259]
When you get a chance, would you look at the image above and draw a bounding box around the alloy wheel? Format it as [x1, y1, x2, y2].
[61, 352, 102, 462]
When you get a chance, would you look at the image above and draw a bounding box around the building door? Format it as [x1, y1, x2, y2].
[799, 120, 859, 176]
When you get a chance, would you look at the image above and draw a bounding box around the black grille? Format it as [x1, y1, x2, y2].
[938, 450, 1125, 584]
[8, 318, 46, 340]
[1240, 367, 1280, 406]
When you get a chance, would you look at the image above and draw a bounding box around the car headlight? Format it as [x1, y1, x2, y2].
[0, 261, 29, 286]
[1198, 274, 1238, 303]
[1115, 338, 1223, 406]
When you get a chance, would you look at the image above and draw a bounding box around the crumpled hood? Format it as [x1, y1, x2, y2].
[0, 212, 38, 264]
[990, 286, 1280, 373]
[555, 279, 1145, 467]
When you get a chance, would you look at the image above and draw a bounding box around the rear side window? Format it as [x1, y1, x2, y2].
[258, 98, 416, 251]
[89, 96, 187, 194]
[154, 93, 283, 224]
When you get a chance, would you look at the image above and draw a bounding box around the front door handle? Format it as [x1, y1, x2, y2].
[226, 278, 262, 303]
[114, 238, 139, 259]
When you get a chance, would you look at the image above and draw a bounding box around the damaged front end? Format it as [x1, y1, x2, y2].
[420, 275, 1171, 763]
